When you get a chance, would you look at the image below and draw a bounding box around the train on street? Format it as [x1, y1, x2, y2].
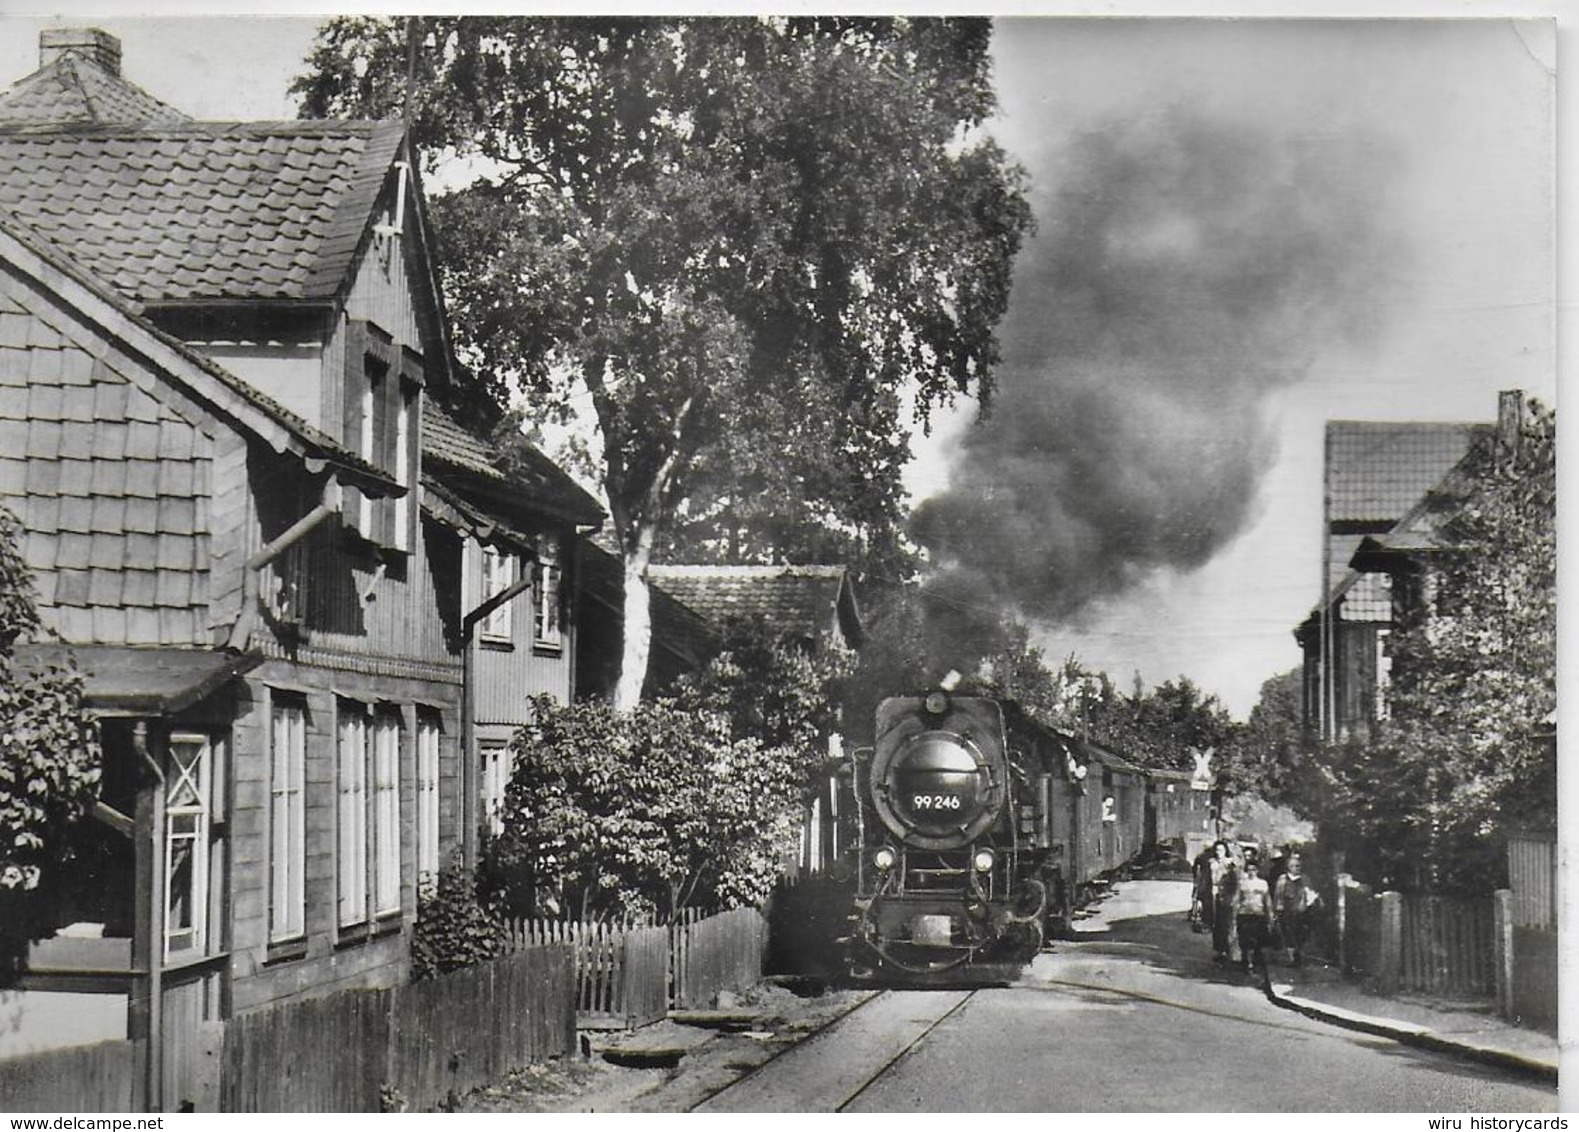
[837, 688, 1209, 985]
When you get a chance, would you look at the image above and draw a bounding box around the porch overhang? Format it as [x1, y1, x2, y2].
[14, 644, 263, 717]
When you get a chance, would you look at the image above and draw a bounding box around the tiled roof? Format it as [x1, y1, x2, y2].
[0, 121, 404, 304]
[0, 213, 397, 493]
[646, 564, 855, 643]
[1326, 421, 1487, 527]
[422, 404, 605, 528]
[0, 53, 188, 128]
[1314, 418, 1490, 612]
[579, 538, 720, 673]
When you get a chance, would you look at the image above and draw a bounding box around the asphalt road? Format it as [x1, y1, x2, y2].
[699, 880, 1557, 1113]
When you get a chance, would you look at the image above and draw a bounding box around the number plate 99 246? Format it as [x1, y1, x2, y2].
[911, 794, 963, 811]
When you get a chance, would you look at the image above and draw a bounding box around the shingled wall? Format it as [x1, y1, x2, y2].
[0, 265, 214, 645]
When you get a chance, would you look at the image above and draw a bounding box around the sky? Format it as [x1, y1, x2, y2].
[0, 4, 1564, 719]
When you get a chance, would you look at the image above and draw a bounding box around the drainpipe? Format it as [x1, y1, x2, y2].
[458, 551, 537, 871]
[228, 479, 343, 650]
[133, 722, 165, 1113]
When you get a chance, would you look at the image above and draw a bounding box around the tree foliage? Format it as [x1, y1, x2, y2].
[671, 619, 852, 771]
[1235, 667, 1307, 804]
[294, 17, 1031, 705]
[485, 697, 794, 920]
[0, 504, 100, 894]
[1307, 399, 1556, 892]
[0, 505, 100, 981]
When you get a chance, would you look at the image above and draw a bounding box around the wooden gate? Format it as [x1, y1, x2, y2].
[1399, 894, 1494, 997]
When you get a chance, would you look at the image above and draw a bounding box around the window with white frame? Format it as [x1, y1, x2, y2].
[269, 697, 307, 943]
[372, 712, 401, 916]
[357, 361, 382, 538]
[339, 701, 404, 929]
[416, 712, 441, 882]
[534, 534, 562, 649]
[337, 704, 369, 928]
[479, 545, 516, 641]
[392, 382, 416, 552]
[480, 741, 512, 836]
[343, 321, 421, 552]
[166, 732, 218, 959]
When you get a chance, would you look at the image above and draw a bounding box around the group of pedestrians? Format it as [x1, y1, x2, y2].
[1190, 839, 1320, 975]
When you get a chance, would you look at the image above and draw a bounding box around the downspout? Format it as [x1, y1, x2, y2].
[134, 722, 164, 1113]
[227, 479, 344, 650]
[458, 551, 537, 871]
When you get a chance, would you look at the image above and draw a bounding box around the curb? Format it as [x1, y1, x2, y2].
[1263, 981, 1558, 1085]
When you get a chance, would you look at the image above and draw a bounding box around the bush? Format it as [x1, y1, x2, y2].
[410, 857, 505, 981]
[484, 695, 801, 921]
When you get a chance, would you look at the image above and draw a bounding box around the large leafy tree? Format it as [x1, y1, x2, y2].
[295, 17, 1031, 709]
[1310, 399, 1556, 892]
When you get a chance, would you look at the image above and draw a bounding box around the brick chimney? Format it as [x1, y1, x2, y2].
[39, 28, 122, 77]
[1497, 388, 1524, 462]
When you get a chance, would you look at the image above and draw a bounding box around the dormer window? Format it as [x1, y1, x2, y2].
[343, 319, 421, 552]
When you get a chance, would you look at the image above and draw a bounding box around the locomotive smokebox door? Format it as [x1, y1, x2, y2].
[871, 696, 1008, 851]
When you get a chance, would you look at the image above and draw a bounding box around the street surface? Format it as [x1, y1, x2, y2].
[699, 880, 1556, 1113]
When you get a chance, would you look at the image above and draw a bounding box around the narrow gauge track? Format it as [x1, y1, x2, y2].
[692, 988, 980, 1113]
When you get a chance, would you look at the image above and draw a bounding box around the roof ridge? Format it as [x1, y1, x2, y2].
[0, 118, 385, 137]
[63, 56, 100, 122]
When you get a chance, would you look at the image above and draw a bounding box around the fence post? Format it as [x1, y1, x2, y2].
[1335, 873, 1350, 971]
[1494, 889, 1513, 1019]
[1377, 891, 1402, 996]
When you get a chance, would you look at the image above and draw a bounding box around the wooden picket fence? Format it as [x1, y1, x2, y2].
[670, 906, 769, 1010]
[504, 906, 768, 1028]
[0, 1037, 142, 1113]
[505, 917, 669, 1029]
[220, 943, 575, 1112]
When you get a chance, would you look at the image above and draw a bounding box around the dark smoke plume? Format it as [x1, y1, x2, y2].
[910, 105, 1402, 666]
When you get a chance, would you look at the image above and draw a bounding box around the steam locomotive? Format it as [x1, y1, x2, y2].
[839, 689, 1207, 985]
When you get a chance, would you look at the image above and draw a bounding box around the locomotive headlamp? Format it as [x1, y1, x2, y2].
[873, 846, 897, 872]
[924, 691, 950, 716]
[972, 848, 995, 873]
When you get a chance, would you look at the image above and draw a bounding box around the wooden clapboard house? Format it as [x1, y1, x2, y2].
[419, 406, 604, 854]
[0, 27, 595, 1103]
[1293, 413, 1494, 743]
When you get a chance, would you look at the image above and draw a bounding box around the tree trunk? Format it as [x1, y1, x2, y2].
[613, 529, 655, 713]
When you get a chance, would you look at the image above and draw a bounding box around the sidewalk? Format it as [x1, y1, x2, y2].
[1263, 956, 1558, 1083]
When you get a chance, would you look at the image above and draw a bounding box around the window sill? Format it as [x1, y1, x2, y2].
[336, 913, 402, 949]
[479, 638, 515, 652]
[264, 937, 308, 965]
[532, 642, 564, 657]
